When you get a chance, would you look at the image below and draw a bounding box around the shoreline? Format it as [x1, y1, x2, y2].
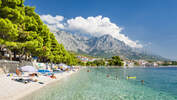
[0, 70, 79, 100]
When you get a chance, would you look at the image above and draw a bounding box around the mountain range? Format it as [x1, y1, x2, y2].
[54, 31, 167, 61]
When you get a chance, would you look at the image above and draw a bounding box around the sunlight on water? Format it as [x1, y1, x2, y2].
[24, 67, 177, 100]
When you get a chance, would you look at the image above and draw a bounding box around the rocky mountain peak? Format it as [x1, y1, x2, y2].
[54, 31, 167, 60]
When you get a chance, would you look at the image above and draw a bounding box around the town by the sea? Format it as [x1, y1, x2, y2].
[23, 67, 177, 100]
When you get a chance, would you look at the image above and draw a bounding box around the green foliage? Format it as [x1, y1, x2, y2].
[161, 61, 177, 66]
[93, 60, 106, 66]
[172, 61, 177, 65]
[1, 0, 24, 8]
[0, 0, 77, 65]
[108, 56, 124, 66]
[84, 60, 106, 66]
[0, 1, 2, 7]
[0, 18, 18, 41]
[77, 60, 84, 66]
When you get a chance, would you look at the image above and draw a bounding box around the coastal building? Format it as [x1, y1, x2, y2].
[123, 61, 135, 67]
[77, 56, 96, 62]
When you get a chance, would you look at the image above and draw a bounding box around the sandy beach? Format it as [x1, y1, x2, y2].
[0, 70, 78, 100]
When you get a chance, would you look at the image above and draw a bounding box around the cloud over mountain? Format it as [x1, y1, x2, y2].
[40, 15, 143, 48]
[40, 15, 65, 31]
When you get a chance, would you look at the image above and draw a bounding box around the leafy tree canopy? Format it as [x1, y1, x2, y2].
[0, 0, 77, 65]
[108, 56, 124, 66]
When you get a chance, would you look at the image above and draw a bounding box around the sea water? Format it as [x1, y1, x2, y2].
[24, 67, 177, 100]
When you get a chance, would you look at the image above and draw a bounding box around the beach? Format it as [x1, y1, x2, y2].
[0, 70, 79, 100]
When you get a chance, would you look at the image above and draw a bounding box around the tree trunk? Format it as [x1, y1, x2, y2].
[43, 57, 45, 62]
[19, 47, 25, 61]
[0, 46, 5, 56]
[14, 50, 17, 60]
[1, 51, 5, 56]
[19, 54, 22, 62]
[25, 53, 27, 61]
[8, 50, 12, 61]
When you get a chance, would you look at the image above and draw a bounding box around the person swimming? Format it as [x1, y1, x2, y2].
[141, 80, 144, 85]
[115, 75, 118, 80]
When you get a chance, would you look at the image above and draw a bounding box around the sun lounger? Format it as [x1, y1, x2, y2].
[38, 82, 44, 84]
[13, 78, 31, 84]
[13, 78, 38, 84]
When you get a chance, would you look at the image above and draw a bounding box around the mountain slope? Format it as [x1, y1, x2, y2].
[55, 31, 167, 60]
[55, 31, 90, 53]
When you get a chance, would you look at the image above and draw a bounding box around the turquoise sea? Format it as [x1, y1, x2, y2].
[24, 67, 177, 100]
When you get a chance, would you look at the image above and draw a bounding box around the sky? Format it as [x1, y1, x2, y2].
[24, 0, 177, 60]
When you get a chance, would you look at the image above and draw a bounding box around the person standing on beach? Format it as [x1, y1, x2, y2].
[16, 68, 21, 76]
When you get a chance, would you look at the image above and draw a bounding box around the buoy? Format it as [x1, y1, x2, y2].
[127, 76, 136, 80]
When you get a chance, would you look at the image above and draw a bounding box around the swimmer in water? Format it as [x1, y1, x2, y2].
[141, 80, 144, 85]
[115, 75, 118, 80]
[87, 70, 90, 72]
[107, 74, 110, 78]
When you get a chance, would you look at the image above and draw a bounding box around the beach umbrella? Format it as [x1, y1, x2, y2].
[20, 65, 37, 72]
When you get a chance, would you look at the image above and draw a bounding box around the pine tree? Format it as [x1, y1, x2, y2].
[0, 0, 77, 65]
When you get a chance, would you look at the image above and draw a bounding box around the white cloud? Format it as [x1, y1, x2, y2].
[40, 15, 143, 48]
[66, 16, 122, 37]
[40, 15, 64, 30]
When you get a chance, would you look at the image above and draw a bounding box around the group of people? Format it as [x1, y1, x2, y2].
[87, 69, 144, 85]
[12, 67, 57, 84]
